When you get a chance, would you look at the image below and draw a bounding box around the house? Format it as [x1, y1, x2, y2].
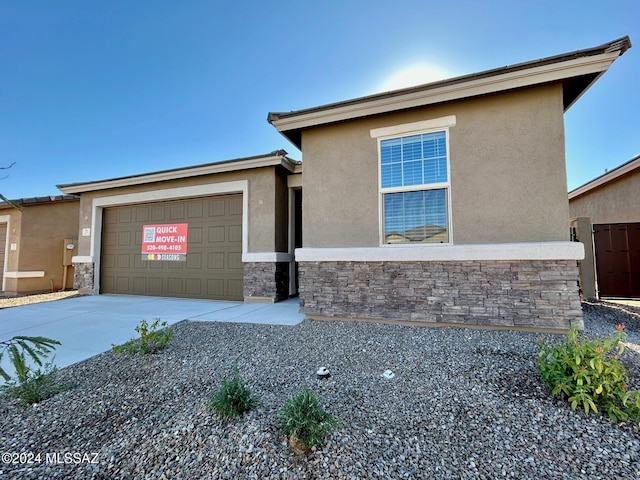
[0, 195, 79, 295]
[56, 37, 630, 331]
[268, 36, 631, 330]
[57, 151, 301, 302]
[569, 154, 640, 299]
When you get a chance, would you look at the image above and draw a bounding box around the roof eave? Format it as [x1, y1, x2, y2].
[58, 151, 297, 195]
[269, 36, 631, 150]
[569, 154, 640, 200]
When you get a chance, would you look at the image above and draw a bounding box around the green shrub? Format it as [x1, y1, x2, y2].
[0, 335, 61, 382]
[112, 318, 172, 354]
[0, 336, 72, 405]
[208, 366, 259, 419]
[1, 363, 73, 406]
[538, 324, 640, 423]
[277, 386, 338, 451]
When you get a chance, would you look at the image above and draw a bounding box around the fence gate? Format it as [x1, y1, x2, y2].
[593, 223, 640, 297]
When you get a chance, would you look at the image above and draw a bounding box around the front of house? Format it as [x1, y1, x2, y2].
[59, 36, 631, 331]
[268, 37, 631, 331]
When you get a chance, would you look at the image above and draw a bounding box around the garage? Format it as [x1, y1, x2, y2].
[100, 194, 243, 300]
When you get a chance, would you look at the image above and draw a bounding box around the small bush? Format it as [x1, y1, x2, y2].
[1, 363, 73, 406]
[538, 324, 640, 423]
[0, 335, 61, 382]
[207, 366, 259, 419]
[277, 386, 338, 451]
[112, 318, 172, 354]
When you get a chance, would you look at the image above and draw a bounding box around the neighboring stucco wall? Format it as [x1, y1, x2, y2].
[569, 168, 640, 224]
[301, 83, 568, 247]
[0, 200, 79, 294]
[74, 166, 286, 259]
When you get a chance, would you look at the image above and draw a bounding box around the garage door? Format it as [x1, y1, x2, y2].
[101, 195, 243, 300]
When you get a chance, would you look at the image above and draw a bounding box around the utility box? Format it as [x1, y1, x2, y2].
[63, 238, 77, 266]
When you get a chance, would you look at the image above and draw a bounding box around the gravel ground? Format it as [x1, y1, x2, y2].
[1, 301, 639, 479]
[0, 291, 79, 309]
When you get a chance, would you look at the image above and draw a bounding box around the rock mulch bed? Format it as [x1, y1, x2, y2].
[0, 291, 79, 309]
[1, 301, 639, 479]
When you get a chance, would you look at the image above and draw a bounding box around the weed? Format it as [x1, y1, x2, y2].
[1, 362, 74, 405]
[112, 318, 172, 354]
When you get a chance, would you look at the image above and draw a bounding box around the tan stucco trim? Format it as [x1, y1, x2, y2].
[4, 271, 45, 278]
[59, 154, 297, 194]
[295, 242, 584, 262]
[370, 115, 457, 138]
[242, 252, 292, 262]
[0, 214, 10, 291]
[270, 52, 620, 133]
[287, 173, 302, 188]
[569, 155, 640, 200]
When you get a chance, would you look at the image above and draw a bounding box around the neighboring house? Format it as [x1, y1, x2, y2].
[0, 195, 79, 295]
[57, 151, 301, 303]
[569, 154, 640, 299]
[268, 36, 631, 331]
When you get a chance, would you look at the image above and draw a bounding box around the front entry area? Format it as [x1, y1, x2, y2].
[100, 195, 243, 300]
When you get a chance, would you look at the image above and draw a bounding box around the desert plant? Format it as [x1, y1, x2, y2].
[1, 362, 73, 405]
[112, 318, 172, 354]
[207, 365, 259, 419]
[538, 324, 640, 423]
[0, 335, 61, 382]
[277, 386, 338, 452]
[0, 335, 71, 405]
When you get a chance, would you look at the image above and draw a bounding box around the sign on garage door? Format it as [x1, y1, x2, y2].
[101, 195, 243, 300]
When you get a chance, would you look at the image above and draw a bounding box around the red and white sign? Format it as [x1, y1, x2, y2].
[141, 223, 188, 261]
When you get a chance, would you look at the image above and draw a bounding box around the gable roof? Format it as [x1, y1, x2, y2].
[58, 150, 298, 194]
[268, 36, 631, 149]
[568, 153, 640, 200]
[0, 194, 78, 210]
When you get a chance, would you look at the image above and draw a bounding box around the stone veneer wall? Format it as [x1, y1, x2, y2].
[243, 262, 289, 301]
[73, 262, 95, 292]
[298, 260, 582, 330]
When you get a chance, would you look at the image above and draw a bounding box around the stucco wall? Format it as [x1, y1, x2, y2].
[569, 168, 640, 224]
[0, 200, 79, 294]
[301, 83, 568, 247]
[74, 166, 287, 259]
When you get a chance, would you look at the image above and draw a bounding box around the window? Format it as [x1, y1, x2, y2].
[379, 130, 451, 244]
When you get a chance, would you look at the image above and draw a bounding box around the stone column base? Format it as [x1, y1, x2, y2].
[73, 262, 95, 293]
[243, 262, 289, 302]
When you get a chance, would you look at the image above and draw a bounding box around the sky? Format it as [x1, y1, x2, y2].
[1, 0, 638, 200]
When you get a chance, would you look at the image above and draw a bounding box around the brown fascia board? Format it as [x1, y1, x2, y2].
[0, 194, 79, 209]
[57, 150, 300, 194]
[268, 36, 631, 149]
[568, 153, 640, 200]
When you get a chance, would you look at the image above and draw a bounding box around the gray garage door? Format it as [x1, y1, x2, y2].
[101, 195, 243, 300]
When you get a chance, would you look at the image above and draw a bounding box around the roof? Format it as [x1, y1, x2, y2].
[568, 153, 640, 200]
[0, 194, 79, 209]
[268, 36, 631, 149]
[58, 150, 300, 194]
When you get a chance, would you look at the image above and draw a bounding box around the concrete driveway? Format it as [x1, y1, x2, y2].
[0, 295, 303, 373]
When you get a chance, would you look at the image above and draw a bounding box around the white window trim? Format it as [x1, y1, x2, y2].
[373, 116, 455, 247]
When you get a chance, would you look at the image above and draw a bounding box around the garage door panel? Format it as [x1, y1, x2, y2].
[229, 252, 243, 269]
[101, 194, 243, 300]
[209, 226, 225, 243]
[229, 197, 242, 215]
[229, 225, 242, 242]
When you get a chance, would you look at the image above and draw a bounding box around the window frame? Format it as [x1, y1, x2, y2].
[372, 117, 455, 247]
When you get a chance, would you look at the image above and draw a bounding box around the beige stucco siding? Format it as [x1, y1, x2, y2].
[569, 169, 640, 224]
[74, 166, 286, 258]
[301, 83, 569, 247]
[0, 200, 79, 293]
